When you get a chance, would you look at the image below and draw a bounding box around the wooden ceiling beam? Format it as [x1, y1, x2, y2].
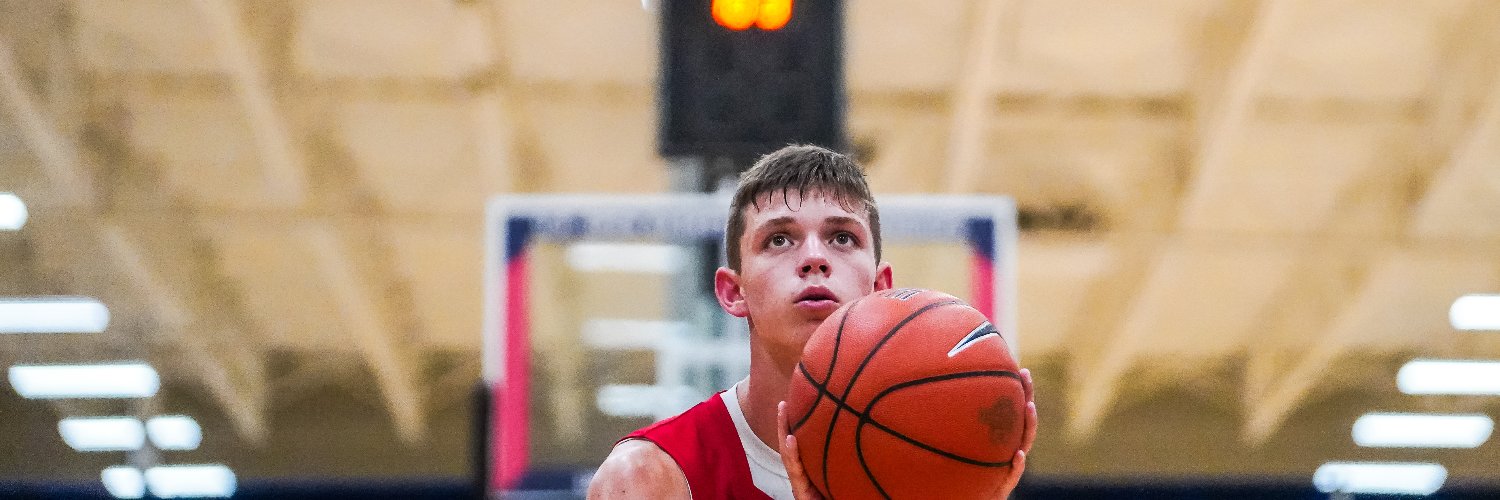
[97, 222, 269, 445]
[1175, 0, 1292, 229]
[1066, 0, 1292, 442]
[1419, 2, 1500, 150]
[942, 0, 1015, 193]
[191, 0, 307, 205]
[1242, 248, 1382, 444]
[1411, 10, 1500, 234]
[464, 0, 525, 194]
[1241, 6, 1500, 443]
[303, 223, 426, 445]
[1063, 236, 1167, 441]
[0, 39, 92, 205]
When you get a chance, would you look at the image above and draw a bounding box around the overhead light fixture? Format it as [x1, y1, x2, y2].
[147, 415, 202, 451]
[58, 417, 145, 452]
[1313, 462, 1446, 495]
[1397, 359, 1500, 395]
[0, 297, 110, 333]
[144, 464, 237, 498]
[566, 242, 685, 274]
[1450, 294, 1500, 331]
[101, 466, 145, 499]
[1352, 413, 1493, 448]
[8, 363, 160, 399]
[0, 192, 26, 231]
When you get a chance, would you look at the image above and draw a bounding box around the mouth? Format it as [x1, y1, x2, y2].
[794, 286, 840, 310]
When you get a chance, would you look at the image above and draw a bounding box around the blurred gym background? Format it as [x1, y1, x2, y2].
[2, 0, 1500, 498]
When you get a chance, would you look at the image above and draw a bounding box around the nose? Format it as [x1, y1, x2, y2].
[800, 261, 829, 276]
[799, 242, 831, 278]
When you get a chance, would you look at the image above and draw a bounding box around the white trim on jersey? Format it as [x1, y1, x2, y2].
[722, 382, 794, 500]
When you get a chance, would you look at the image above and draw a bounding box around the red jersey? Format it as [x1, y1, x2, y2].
[621, 390, 788, 499]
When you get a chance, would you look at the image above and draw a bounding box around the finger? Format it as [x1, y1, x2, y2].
[1017, 368, 1037, 454]
[784, 434, 823, 500]
[776, 404, 801, 482]
[1020, 368, 1034, 405]
[778, 401, 789, 437]
[1015, 449, 1027, 475]
[1021, 401, 1038, 454]
[779, 402, 824, 500]
[1012, 450, 1028, 485]
[781, 433, 818, 499]
[780, 433, 805, 482]
[997, 450, 1027, 499]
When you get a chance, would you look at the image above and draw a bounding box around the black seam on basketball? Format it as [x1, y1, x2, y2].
[823, 298, 962, 498]
[790, 298, 860, 437]
[798, 366, 1019, 469]
[814, 297, 861, 498]
[854, 417, 893, 500]
[867, 370, 1023, 406]
[823, 297, 858, 386]
[863, 370, 1022, 466]
[789, 364, 814, 435]
[838, 300, 965, 404]
[822, 295, 960, 495]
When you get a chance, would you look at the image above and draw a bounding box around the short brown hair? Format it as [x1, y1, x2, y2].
[725, 145, 881, 271]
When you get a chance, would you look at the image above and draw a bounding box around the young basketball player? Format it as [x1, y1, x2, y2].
[587, 145, 1036, 499]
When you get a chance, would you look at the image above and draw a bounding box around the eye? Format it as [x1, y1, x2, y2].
[768, 234, 791, 248]
[832, 232, 855, 246]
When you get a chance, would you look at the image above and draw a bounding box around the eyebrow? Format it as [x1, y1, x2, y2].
[749, 216, 797, 236]
[759, 216, 797, 228]
[823, 216, 862, 228]
[752, 216, 865, 235]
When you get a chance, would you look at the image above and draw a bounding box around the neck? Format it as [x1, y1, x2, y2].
[737, 338, 798, 453]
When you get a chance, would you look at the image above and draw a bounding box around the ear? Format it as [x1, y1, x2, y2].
[714, 267, 750, 318]
[873, 261, 893, 291]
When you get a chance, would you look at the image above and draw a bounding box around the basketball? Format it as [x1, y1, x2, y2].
[784, 288, 1026, 499]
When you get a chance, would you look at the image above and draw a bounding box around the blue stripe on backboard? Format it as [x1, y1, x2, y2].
[505, 217, 534, 260]
[966, 218, 995, 261]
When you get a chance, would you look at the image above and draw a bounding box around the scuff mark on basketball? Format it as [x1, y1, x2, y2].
[977, 395, 1019, 447]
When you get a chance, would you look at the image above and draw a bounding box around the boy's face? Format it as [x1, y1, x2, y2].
[715, 189, 892, 355]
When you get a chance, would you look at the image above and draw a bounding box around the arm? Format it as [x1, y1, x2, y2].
[587, 439, 692, 500]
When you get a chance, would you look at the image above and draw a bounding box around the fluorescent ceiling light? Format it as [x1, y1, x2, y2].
[1450, 294, 1500, 331]
[8, 363, 160, 399]
[1313, 462, 1446, 495]
[145, 464, 236, 498]
[147, 415, 202, 451]
[0, 192, 26, 231]
[1397, 359, 1500, 395]
[566, 243, 685, 274]
[101, 466, 145, 499]
[0, 297, 110, 333]
[1352, 413, 1493, 448]
[58, 417, 145, 452]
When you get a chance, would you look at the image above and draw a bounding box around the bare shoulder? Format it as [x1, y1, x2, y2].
[587, 439, 691, 500]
